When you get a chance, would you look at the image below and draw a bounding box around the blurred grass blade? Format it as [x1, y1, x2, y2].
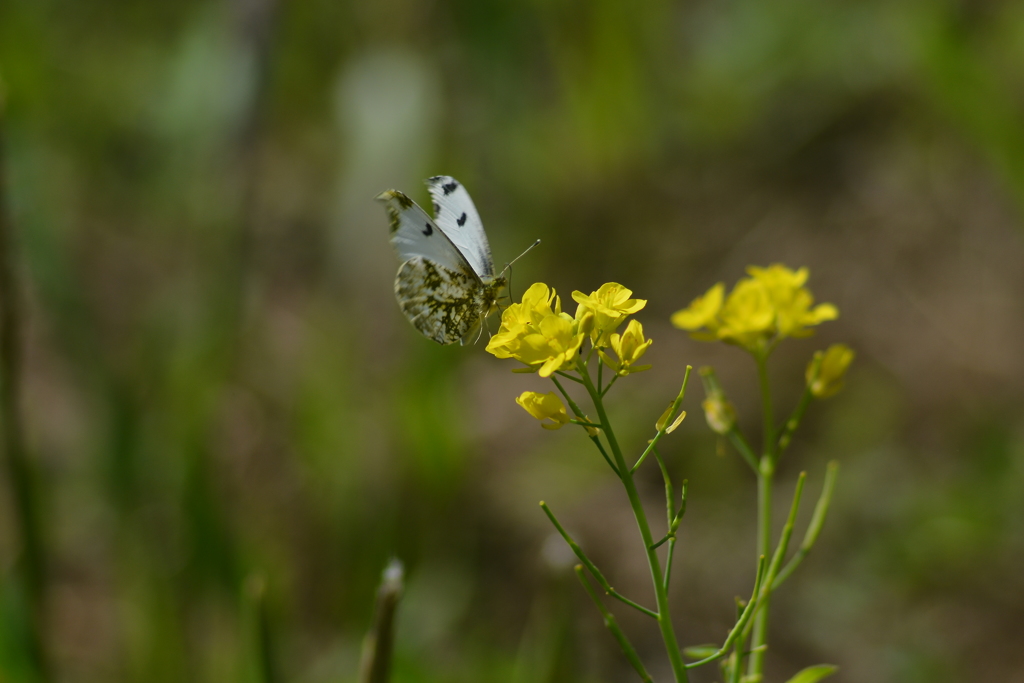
[358, 559, 404, 683]
[0, 73, 50, 683]
[242, 574, 278, 683]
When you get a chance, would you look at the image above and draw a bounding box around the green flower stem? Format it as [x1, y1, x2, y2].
[654, 447, 676, 527]
[600, 372, 620, 397]
[764, 473, 806, 589]
[554, 370, 584, 384]
[574, 566, 654, 683]
[746, 459, 773, 677]
[654, 447, 688, 591]
[772, 461, 838, 590]
[685, 556, 766, 669]
[745, 473, 806, 678]
[597, 356, 604, 393]
[776, 385, 815, 457]
[649, 533, 672, 550]
[755, 352, 776, 456]
[551, 375, 620, 478]
[541, 502, 658, 619]
[579, 366, 690, 683]
[747, 351, 776, 679]
[726, 429, 759, 474]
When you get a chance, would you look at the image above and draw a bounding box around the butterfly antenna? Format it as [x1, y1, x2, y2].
[501, 239, 541, 278]
[500, 238, 540, 306]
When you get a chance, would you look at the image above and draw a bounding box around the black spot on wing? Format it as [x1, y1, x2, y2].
[442, 181, 458, 195]
[422, 223, 433, 236]
[457, 212, 467, 226]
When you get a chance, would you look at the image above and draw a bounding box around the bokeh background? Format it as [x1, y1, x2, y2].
[2, 0, 1024, 681]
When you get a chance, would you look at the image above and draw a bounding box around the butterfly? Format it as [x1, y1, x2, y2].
[376, 176, 511, 345]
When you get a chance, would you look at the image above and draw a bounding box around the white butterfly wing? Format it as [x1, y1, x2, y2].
[425, 176, 495, 279]
[376, 189, 477, 277]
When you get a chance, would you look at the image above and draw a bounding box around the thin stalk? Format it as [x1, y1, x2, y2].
[554, 370, 584, 385]
[600, 372, 620, 397]
[541, 502, 658, 619]
[579, 366, 689, 683]
[747, 460, 773, 677]
[654, 446, 675, 528]
[574, 566, 653, 683]
[358, 560, 404, 683]
[551, 375, 619, 477]
[685, 556, 766, 669]
[649, 534, 672, 551]
[772, 461, 838, 590]
[726, 429, 759, 474]
[747, 351, 776, 679]
[754, 352, 775, 456]
[775, 385, 814, 457]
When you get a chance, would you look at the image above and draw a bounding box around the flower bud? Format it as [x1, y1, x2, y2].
[806, 344, 855, 398]
[515, 391, 571, 429]
[702, 395, 736, 435]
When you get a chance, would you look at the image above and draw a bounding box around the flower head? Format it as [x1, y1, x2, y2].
[487, 283, 589, 377]
[486, 283, 560, 359]
[806, 343, 855, 398]
[573, 283, 646, 343]
[515, 391, 571, 430]
[671, 265, 837, 353]
[598, 320, 653, 376]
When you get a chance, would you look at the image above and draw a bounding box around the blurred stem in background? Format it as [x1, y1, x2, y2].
[242, 574, 279, 683]
[0, 74, 50, 683]
[748, 350, 776, 677]
[358, 559, 404, 683]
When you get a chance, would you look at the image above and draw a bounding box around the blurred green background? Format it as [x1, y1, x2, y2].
[1, 0, 1024, 681]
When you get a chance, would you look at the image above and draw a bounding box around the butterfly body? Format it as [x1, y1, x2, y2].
[377, 177, 506, 345]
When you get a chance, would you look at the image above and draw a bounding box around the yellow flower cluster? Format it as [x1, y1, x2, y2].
[485, 283, 592, 377]
[489, 282, 651, 428]
[487, 282, 650, 378]
[671, 265, 837, 353]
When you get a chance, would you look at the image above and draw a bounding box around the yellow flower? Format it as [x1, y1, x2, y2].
[598, 320, 653, 376]
[516, 312, 589, 377]
[749, 265, 837, 338]
[572, 283, 646, 341]
[670, 283, 724, 339]
[715, 277, 775, 350]
[486, 283, 560, 359]
[670, 265, 838, 353]
[806, 344, 855, 398]
[515, 391, 570, 430]
[486, 283, 588, 376]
